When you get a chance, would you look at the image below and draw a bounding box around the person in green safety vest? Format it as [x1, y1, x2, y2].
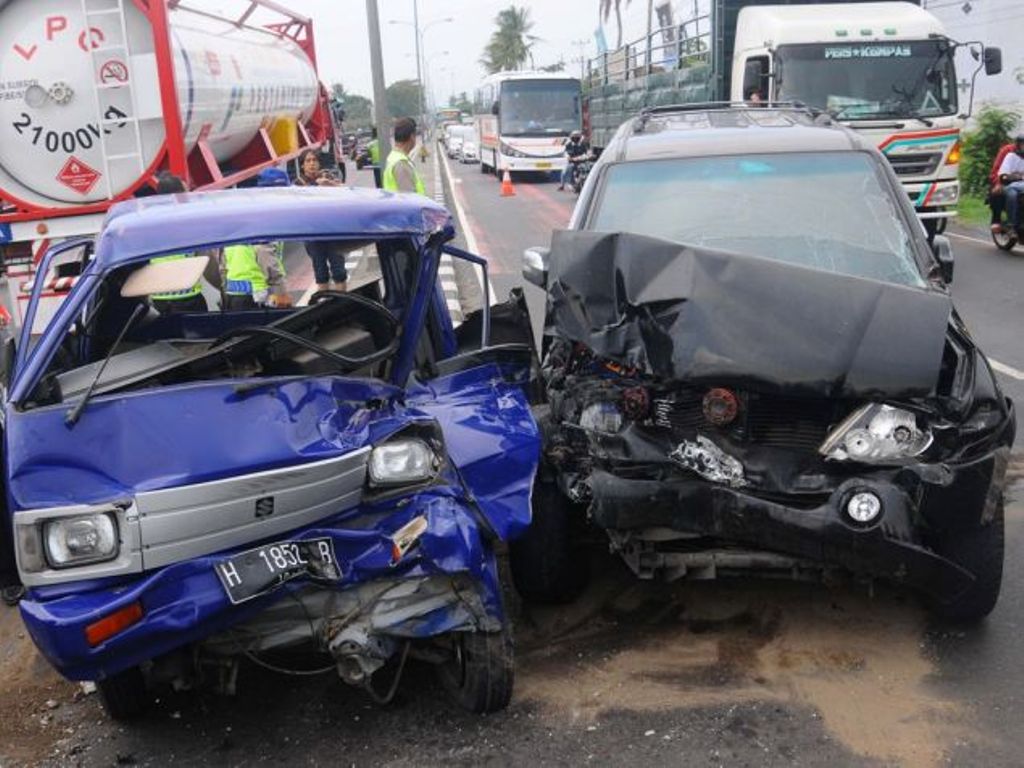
[148, 173, 212, 314]
[382, 117, 426, 195]
[219, 242, 291, 310]
[367, 127, 380, 166]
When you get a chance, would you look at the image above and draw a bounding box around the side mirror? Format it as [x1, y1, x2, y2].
[983, 47, 1002, 76]
[742, 57, 766, 96]
[932, 235, 954, 284]
[491, 101, 500, 116]
[522, 246, 549, 289]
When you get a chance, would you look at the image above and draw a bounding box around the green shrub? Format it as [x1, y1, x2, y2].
[960, 105, 1020, 196]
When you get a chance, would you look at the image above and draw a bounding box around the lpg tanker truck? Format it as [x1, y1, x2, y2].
[584, 0, 1003, 237]
[0, 0, 338, 333]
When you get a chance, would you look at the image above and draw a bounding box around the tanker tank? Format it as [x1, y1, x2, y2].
[0, 0, 319, 207]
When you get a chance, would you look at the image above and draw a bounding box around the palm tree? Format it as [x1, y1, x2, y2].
[479, 5, 538, 74]
[600, 0, 633, 50]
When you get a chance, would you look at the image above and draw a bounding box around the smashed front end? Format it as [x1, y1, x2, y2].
[12, 363, 538, 695]
[541, 232, 1015, 606]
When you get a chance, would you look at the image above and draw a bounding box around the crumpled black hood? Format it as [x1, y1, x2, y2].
[544, 230, 952, 399]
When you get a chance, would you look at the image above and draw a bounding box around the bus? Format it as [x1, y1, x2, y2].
[473, 72, 582, 177]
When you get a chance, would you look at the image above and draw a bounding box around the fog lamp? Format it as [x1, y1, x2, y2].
[846, 491, 882, 524]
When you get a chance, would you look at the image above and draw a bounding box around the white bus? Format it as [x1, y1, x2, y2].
[473, 72, 582, 177]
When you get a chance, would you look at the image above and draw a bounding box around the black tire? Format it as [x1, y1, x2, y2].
[927, 499, 1005, 623]
[97, 666, 149, 721]
[992, 229, 1018, 252]
[436, 625, 514, 713]
[509, 479, 590, 604]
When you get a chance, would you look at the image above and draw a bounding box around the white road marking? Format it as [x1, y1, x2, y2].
[947, 231, 996, 247]
[439, 150, 485, 294]
[431, 149, 464, 322]
[990, 358, 1024, 381]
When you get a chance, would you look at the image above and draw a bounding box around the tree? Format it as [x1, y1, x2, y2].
[385, 79, 423, 119]
[479, 6, 538, 74]
[329, 83, 373, 128]
[600, 0, 633, 50]
[960, 105, 1021, 196]
[449, 92, 474, 113]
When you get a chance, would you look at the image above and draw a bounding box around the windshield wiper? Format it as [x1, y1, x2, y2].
[65, 303, 147, 427]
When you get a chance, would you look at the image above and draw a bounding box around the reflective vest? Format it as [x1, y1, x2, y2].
[150, 253, 202, 301]
[224, 244, 267, 295]
[382, 149, 426, 195]
[367, 139, 380, 165]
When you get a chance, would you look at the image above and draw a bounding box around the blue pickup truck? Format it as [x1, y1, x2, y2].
[0, 186, 540, 719]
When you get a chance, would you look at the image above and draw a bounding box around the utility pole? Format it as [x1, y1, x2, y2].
[366, 0, 391, 163]
[413, 0, 425, 129]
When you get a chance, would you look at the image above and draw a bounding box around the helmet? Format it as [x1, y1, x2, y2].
[570, 130, 582, 139]
[1015, 133, 1024, 144]
[256, 167, 290, 187]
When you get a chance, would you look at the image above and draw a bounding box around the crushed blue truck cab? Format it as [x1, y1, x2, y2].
[2, 188, 540, 718]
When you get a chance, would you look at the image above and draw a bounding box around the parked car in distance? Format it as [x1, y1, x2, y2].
[460, 137, 480, 164]
[513, 105, 1015, 623]
[5, 187, 541, 720]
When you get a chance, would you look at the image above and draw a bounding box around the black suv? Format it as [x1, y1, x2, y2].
[513, 105, 1015, 622]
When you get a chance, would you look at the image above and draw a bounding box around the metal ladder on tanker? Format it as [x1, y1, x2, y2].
[79, 0, 147, 200]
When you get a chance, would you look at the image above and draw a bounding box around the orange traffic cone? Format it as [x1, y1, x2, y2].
[500, 169, 516, 197]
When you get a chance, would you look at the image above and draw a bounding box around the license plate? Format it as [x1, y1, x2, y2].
[214, 537, 341, 604]
[535, 162, 552, 169]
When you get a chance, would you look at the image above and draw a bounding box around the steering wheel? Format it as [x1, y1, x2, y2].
[210, 291, 400, 372]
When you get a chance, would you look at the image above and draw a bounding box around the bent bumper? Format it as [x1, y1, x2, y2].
[19, 493, 503, 682]
[589, 448, 1011, 599]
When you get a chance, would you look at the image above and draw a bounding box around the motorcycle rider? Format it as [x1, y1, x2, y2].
[558, 130, 590, 191]
[997, 133, 1024, 234]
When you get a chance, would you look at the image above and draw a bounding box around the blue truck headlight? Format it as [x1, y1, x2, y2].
[42, 512, 119, 568]
[820, 404, 932, 464]
[368, 439, 439, 486]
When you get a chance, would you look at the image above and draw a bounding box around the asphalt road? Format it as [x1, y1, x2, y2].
[1, 158, 1022, 767]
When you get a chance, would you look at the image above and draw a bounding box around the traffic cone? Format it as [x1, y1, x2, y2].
[500, 169, 516, 197]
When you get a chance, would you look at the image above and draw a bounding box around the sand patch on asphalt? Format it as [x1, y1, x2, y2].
[517, 574, 962, 768]
[0, 606, 81, 762]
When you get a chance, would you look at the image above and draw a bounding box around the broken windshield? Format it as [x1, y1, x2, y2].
[589, 152, 926, 288]
[775, 41, 957, 120]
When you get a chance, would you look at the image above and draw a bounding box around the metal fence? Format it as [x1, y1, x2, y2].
[586, 14, 712, 88]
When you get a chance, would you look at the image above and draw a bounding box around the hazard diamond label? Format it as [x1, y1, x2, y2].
[56, 157, 102, 195]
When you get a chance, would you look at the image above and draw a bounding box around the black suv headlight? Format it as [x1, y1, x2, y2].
[820, 404, 932, 464]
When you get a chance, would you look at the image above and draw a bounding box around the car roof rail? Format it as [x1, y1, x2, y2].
[635, 101, 822, 130]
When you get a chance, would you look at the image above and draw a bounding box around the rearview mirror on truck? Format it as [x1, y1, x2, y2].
[983, 47, 1002, 76]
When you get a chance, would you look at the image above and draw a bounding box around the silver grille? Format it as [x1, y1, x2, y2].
[885, 152, 942, 177]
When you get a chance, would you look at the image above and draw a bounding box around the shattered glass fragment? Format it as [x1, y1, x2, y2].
[669, 435, 748, 488]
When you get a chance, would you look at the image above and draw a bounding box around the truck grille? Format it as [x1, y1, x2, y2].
[886, 152, 942, 177]
[652, 389, 846, 453]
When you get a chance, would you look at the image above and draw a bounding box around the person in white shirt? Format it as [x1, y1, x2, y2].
[998, 134, 1024, 232]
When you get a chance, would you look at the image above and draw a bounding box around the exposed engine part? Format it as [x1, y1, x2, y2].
[609, 530, 819, 582]
[669, 435, 747, 487]
[328, 624, 396, 684]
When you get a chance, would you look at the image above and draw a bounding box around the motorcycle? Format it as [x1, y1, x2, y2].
[570, 156, 594, 195]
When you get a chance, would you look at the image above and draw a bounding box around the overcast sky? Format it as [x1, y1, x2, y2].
[284, 0, 606, 106]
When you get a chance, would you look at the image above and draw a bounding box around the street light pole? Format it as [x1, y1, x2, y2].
[413, 0, 424, 128]
[365, 0, 391, 163]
